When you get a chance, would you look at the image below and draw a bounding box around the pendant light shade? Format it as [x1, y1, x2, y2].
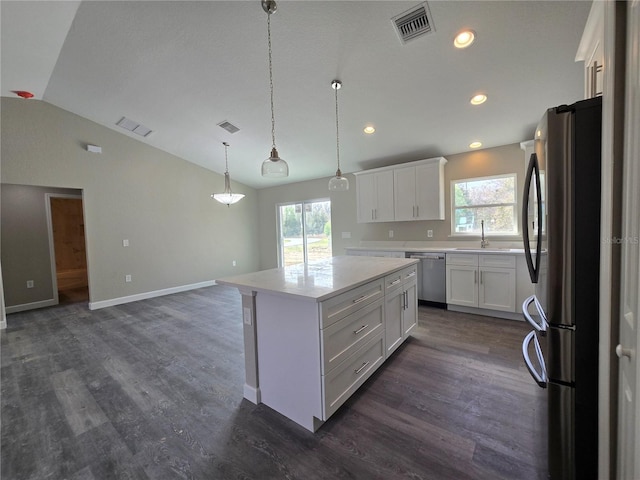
[261, 0, 289, 178]
[328, 79, 349, 191]
[212, 142, 245, 206]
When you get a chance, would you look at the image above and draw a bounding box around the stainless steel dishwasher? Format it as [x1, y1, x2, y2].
[408, 253, 446, 305]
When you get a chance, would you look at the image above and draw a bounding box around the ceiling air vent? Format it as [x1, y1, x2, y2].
[391, 2, 435, 45]
[116, 117, 152, 137]
[218, 120, 240, 134]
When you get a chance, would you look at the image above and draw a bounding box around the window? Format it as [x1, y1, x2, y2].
[277, 199, 332, 267]
[451, 174, 518, 235]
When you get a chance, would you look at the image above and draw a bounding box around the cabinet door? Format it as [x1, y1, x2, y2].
[393, 166, 416, 221]
[446, 265, 478, 307]
[384, 287, 404, 356]
[415, 162, 445, 220]
[374, 170, 395, 222]
[479, 267, 516, 312]
[356, 173, 376, 223]
[402, 282, 418, 337]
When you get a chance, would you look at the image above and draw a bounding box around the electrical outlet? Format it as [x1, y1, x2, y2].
[427, 229, 433, 238]
[123, 239, 129, 247]
[232, 260, 237, 267]
[26, 280, 34, 288]
[389, 230, 394, 238]
[125, 274, 132, 283]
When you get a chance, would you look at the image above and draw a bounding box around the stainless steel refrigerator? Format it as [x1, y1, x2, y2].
[521, 96, 602, 480]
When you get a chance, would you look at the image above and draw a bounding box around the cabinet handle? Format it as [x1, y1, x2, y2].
[353, 324, 369, 335]
[416, 205, 419, 217]
[480, 271, 483, 284]
[353, 295, 368, 304]
[474, 270, 477, 284]
[412, 205, 416, 217]
[406, 271, 416, 278]
[371, 210, 374, 220]
[354, 361, 370, 374]
[403, 291, 408, 310]
[390, 279, 401, 286]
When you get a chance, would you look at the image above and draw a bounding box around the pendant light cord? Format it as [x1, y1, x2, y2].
[223, 142, 229, 173]
[267, 13, 276, 149]
[335, 84, 341, 173]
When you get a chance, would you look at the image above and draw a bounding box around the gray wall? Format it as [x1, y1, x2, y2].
[257, 143, 527, 269]
[257, 173, 363, 270]
[1, 97, 526, 308]
[1, 98, 260, 307]
[1, 184, 81, 306]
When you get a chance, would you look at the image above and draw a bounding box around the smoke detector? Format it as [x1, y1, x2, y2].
[391, 2, 435, 45]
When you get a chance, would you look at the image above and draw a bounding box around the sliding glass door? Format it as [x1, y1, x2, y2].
[277, 199, 332, 267]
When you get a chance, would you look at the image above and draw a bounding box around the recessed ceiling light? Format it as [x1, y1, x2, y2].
[469, 141, 482, 149]
[364, 126, 376, 134]
[470, 94, 487, 105]
[454, 30, 475, 49]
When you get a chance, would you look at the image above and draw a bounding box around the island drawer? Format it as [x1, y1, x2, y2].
[322, 331, 385, 419]
[320, 278, 384, 328]
[384, 264, 417, 293]
[321, 298, 384, 374]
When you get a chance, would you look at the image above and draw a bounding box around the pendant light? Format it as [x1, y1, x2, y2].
[261, 0, 289, 177]
[328, 80, 349, 191]
[212, 142, 245, 206]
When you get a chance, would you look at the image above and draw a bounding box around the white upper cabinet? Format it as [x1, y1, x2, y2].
[355, 157, 447, 224]
[394, 157, 447, 221]
[355, 170, 394, 223]
[576, 1, 604, 99]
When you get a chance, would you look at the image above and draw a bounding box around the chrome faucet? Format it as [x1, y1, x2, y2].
[480, 220, 490, 248]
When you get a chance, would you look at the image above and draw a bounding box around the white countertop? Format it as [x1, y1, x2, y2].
[217, 255, 418, 301]
[345, 245, 527, 255]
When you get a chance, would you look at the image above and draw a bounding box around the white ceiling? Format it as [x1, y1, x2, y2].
[1, 1, 591, 189]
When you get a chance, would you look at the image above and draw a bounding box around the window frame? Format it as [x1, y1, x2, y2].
[276, 198, 332, 267]
[450, 173, 519, 237]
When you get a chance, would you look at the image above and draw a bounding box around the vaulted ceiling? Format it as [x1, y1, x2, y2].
[1, 1, 591, 189]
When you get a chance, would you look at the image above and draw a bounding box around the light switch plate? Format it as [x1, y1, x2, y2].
[427, 229, 433, 238]
[243, 307, 252, 326]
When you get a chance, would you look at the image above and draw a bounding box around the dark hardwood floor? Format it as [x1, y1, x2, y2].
[1, 286, 547, 479]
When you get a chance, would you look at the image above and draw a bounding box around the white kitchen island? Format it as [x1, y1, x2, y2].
[217, 255, 418, 432]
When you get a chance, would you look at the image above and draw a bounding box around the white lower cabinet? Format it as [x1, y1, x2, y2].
[317, 263, 417, 428]
[446, 254, 516, 312]
[384, 265, 418, 356]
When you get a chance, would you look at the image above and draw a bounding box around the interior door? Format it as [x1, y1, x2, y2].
[617, 2, 640, 478]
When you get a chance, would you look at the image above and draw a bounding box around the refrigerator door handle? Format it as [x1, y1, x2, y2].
[522, 153, 543, 283]
[522, 295, 547, 334]
[522, 330, 547, 388]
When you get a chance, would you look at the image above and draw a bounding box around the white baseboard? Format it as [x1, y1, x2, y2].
[88, 280, 217, 310]
[5, 298, 58, 314]
[243, 384, 261, 404]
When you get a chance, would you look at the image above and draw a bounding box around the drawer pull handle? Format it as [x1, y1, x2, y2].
[354, 361, 370, 374]
[353, 295, 368, 304]
[389, 279, 401, 286]
[353, 324, 369, 335]
[406, 271, 416, 277]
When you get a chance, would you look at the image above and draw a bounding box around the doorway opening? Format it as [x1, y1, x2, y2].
[277, 199, 332, 267]
[46, 194, 89, 305]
